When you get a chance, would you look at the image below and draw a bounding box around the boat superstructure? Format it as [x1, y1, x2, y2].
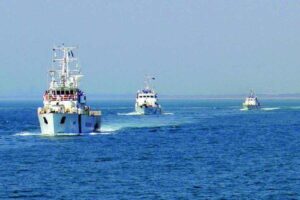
[37, 45, 101, 135]
[135, 76, 162, 115]
[242, 90, 261, 110]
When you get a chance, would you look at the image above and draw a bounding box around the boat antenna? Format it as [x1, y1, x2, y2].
[52, 44, 78, 87]
[250, 89, 255, 98]
[145, 75, 156, 89]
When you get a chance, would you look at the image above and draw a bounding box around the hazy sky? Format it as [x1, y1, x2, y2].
[1, 0, 300, 97]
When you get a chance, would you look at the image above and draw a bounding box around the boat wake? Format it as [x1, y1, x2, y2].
[89, 131, 113, 135]
[15, 130, 114, 137]
[92, 125, 121, 134]
[163, 112, 174, 115]
[97, 118, 180, 133]
[118, 112, 174, 116]
[14, 131, 40, 136]
[240, 107, 280, 111]
[261, 107, 280, 111]
[15, 132, 86, 137]
[117, 112, 143, 116]
[99, 124, 134, 132]
[15, 124, 130, 137]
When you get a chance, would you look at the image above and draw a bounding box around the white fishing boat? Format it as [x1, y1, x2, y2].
[242, 90, 261, 110]
[37, 45, 101, 135]
[135, 76, 162, 115]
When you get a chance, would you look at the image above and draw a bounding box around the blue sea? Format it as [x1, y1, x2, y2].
[0, 99, 299, 199]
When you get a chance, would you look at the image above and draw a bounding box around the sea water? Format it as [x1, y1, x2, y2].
[0, 99, 299, 199]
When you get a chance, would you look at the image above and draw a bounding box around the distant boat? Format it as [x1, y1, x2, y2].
[135, 76, 162, 115]
[242, 90, 261, 110]
[37, 45, 101, 135]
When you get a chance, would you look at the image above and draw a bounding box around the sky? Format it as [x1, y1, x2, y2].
[1, 0, 300, 97]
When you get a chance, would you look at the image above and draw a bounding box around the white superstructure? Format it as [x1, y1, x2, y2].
[243, 90, 261, 110]
[135, 76, 162, 115]
[37, 45, 101, 135]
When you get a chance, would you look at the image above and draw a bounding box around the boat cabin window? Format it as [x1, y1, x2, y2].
[57, 91, 61, 95]
[70, 90, 74, 95]
[61, 91, 64, 95]
[66, 91, 70, 95]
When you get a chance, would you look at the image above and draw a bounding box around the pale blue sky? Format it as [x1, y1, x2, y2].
[1, 0, 300, 97]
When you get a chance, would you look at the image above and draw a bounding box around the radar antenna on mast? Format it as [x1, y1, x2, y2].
[144, 75, 156, 90]
[49, 44, 81, 88]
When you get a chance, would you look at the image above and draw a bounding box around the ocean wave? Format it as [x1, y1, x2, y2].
[287, 106, 300, 110]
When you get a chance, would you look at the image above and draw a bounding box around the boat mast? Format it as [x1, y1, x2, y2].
[248, 89, 256, 98]
[52, 44, 78, 88]
[144, 75, 155, 90]
[144, 76, 150, 89]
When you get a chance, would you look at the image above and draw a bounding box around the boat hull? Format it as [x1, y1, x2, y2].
[243, 104, 260, 110]
[135, 105, 162, 115]
[38, 113, 101, 136]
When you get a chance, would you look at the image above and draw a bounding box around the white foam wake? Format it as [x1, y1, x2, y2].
[14, 132, 40, 136]
[163, 112, 174, 115]
[89, 132, 113, 135]
[15, 131, 112, 137]
[118, 112, 174, 116]
[261, 107, 280, 111]
[117, 112, 143, 116]
[99, 125, 121, 132]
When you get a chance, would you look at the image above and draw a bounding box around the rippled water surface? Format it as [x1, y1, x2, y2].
[0, 99, 300, 199]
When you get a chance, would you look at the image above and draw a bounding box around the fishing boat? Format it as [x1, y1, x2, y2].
[242, 90, 261, 110]
[135, 76, 162, 115]
[37, 45, 101, 135]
